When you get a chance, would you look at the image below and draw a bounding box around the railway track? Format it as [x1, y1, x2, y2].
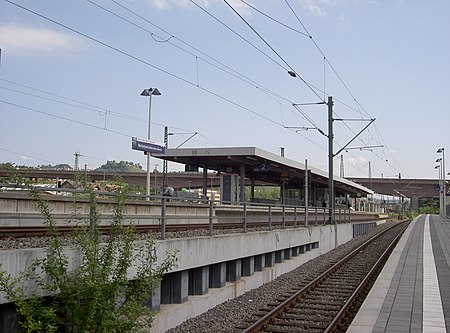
[239, 221, 409, 333]
[0, 221, 305, 238]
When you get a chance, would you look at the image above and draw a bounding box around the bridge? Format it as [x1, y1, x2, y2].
[347, 177, 443, 211]
[2, 170, 443, 211]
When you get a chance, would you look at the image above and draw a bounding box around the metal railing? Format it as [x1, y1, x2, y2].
[0, 184, 381, 240]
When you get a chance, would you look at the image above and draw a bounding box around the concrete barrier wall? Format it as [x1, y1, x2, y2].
[0, 193, 382, 227]
[0, 221, 364, 304]
[0, 219, 384, 332]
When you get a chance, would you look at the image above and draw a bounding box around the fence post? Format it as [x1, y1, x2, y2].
[282, 205, 286, 228]
[294, 206, 297, 227]
[160, 197, 166, 240]
[89, 191, 96, 240]
[243, 202, 247, 233]
[269, 205, 272, 231]
[315, 207, 318, 225]
[209, 199, 214, 236]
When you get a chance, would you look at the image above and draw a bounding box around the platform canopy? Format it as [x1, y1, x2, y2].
[153, 146, 372, 197]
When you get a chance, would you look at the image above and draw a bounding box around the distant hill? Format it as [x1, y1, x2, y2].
[38, 164, 73, 171]
[95, 160, 144, 173]
[0, 163, 73, 171]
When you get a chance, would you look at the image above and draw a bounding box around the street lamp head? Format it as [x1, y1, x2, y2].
[437, 148, 444, 153]
[436, 158, 442, 162]
[141, 88, 161, 96]
[435, 165, 440, 169]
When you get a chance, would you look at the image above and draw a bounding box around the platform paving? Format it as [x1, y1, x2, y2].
[348, 214, 450, 333]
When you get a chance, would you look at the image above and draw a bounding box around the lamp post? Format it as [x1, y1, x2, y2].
[141, 88, 161, 200]
[435, 164, 442, 215]
[437, 147, 446, 217]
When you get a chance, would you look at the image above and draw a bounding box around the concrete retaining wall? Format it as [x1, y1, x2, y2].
[0, 220, 385, 332]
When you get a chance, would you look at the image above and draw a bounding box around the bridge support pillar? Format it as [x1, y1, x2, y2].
[189, 266, 209, 295]
[411, 195, 419, 212]
[145, 282, 161, 311]
[299, 245, 305, 254]
[292, 246, 299, 257]
[265, 252, 275, 267]
[275, 250, 284, 263]
[209, 262, 226, 288]
[254, 254, 265, 271]
[226, 259, 242, 282]
[161, 270, 188, 304]
[0, 303, 19, 333]
[284, 248, 292, 260]
[241, 257, 254, 277]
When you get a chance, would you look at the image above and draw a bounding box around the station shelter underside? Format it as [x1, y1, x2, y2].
[153, 147, 372, 207]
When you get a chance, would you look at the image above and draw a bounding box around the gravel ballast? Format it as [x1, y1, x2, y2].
[167, 221, 397, 333]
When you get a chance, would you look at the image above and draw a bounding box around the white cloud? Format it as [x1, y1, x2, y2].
[151, 0, 253, 15]
[298, 0, 359, 17]
[151, 0, 207, 10]
[0, 24, 84, 56]
[337, 14, 348, 23]
[298, 0, 328, 17]
[20, 155, 35, 161]
[346, 155, 368, 167]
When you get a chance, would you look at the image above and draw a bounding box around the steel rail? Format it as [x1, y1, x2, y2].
[323, 226, 405, 332]
[0, 221, 302, 238]
[241, 221, 408, 333]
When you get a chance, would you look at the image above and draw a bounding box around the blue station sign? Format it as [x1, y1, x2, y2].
[132, 137, 165, 154]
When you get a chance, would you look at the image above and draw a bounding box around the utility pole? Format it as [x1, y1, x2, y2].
[74, 151, 82, 171]
[369, 161, 372, 212]
[398, 173, 402, 218]
[339, 155, 344, 178]
[327, 96, 336, 247]
[305, 159, 309, 227]
[163, 126, 169, 189]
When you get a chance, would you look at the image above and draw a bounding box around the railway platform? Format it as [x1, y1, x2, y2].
[348, 214, 450, 333]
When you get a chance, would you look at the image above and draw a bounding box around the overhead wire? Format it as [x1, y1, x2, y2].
[240, 0, 309, 37]
[187, 0, 289, 72]
[4, 0, 404, 178]
[2, 1, 293, 136]
[0, 78, 145, 121]
[222, 0, 379, 165]
[1, 78, 222, 148]
[88, 0, 302, 115]
[281, 0, 407, 177]
[237, 0, 400, 171]
[4, 0, 331, 156]
[283, 0, 371, 119]
[0, 147, 60, 165]
[104, 0, 342, 141]
[106, 0, 289, 101]
[1, 100, 131, 137]
[223, 0, 323, 102]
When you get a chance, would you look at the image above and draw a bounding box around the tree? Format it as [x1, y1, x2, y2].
[0, 185, 177, 332]
[37, 164, 72, 170]
[0, 162, 16, 170]
[96, 161, 144, 173]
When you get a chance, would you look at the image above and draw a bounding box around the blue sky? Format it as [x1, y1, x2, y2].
[0, 0, 449, 179]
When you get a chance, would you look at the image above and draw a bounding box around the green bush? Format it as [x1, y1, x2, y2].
[0, 186, 177, 333]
